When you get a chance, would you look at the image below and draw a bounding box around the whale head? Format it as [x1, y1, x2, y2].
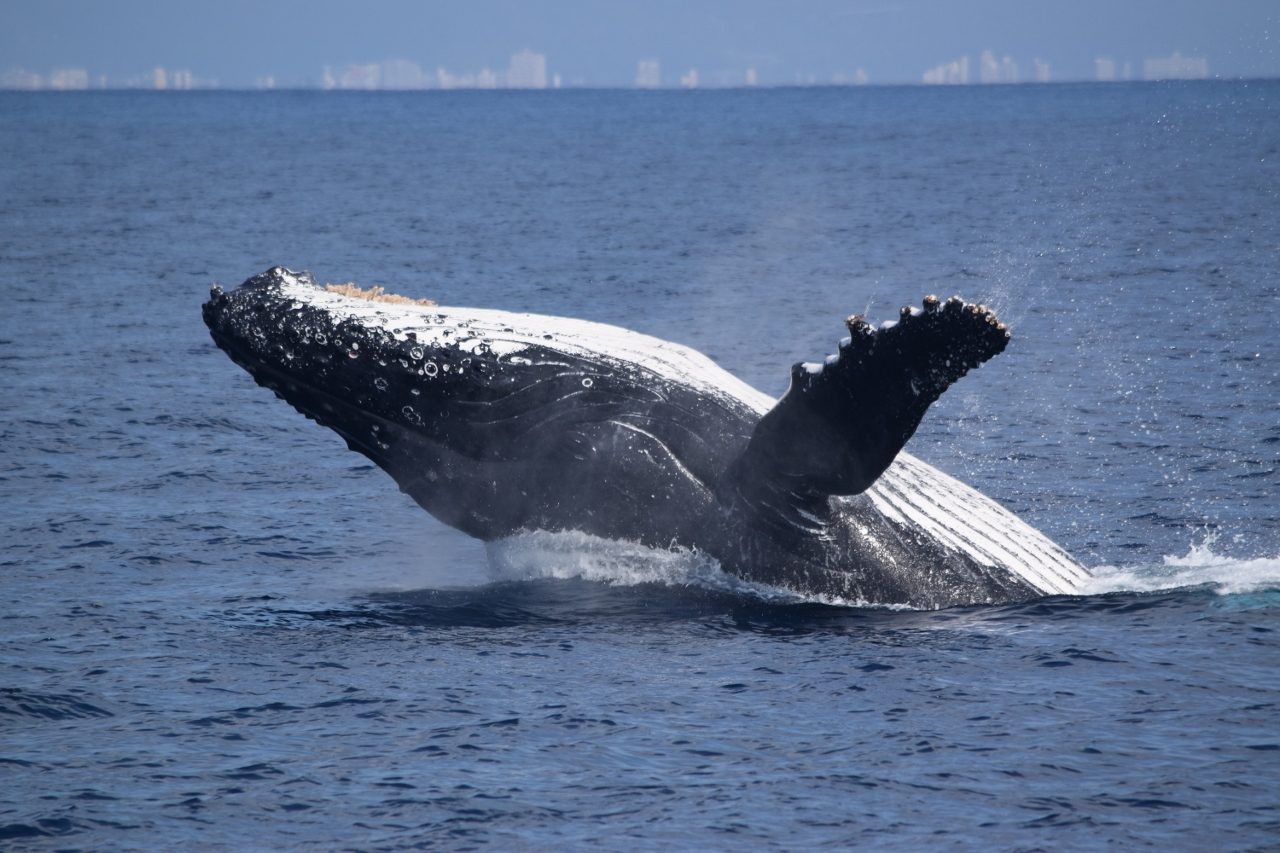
[202, 266, 756, 540]
[203, 266, 548, 535]
[203, 267, 449, 449]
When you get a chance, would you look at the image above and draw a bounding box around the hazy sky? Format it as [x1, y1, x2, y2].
[2, 0, 1276, 86]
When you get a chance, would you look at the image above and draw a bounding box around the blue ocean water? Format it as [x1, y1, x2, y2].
[1, 84, 1278, 849]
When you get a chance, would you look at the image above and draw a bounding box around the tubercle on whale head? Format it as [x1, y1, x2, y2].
[202, 268, 464, 454]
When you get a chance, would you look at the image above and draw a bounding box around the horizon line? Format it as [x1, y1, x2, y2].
[3, 76, 1275, 94]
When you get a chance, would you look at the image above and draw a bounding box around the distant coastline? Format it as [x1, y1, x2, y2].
[2, 50, 1232, 92]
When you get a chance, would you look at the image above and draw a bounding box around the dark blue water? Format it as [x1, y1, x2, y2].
[2, 84, 1277, 849]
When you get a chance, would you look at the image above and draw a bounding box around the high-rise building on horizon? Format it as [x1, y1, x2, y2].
[636, 59, 660, 89]
[44, 68, 87, 90]
[1, 68, 43, 89]
[381, 59, 427, 89]
[831, 69, 869, 86]
[507, 49, 547, 89]
[48, 68, 89, 90]
[679, 68, 698, 88]
[1095, 57, 1117, 82]
[1144, 52, 1208, 81]
[350, 63, 380, 89]
[980, 50, 998, 83]
[923, 56, 969, 85]
[979, 51, 1019, 84]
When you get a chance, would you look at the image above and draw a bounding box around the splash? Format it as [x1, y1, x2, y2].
[485, 528, 1280, 609]
[1082, 536, 1280, 597]
[486, 529, 1279, 608]
[484, 529, 898, 608]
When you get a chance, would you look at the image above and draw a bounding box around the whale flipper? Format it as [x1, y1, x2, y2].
[729, 296, 1009, 505]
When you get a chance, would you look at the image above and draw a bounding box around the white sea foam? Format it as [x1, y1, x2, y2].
[486, 529, 1280, 608]
[484, 529, 797, 599]
[1082, 537, 1280, 597]
[486, 529, 910, 609]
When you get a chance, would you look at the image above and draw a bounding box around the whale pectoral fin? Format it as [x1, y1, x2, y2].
[729, 296, 1010, 501]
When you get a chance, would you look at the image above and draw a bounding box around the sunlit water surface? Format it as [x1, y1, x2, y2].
[2, 84, 1278, 849]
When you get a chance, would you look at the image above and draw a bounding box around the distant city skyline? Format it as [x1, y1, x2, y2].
[0, 47, 1218, 92]
[1, 0, 1274, 89]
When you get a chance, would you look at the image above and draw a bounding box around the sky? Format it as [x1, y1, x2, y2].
[1, 0, 1276, 87]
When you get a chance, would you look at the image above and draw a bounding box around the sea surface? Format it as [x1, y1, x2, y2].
[1, 83, 1278, 849]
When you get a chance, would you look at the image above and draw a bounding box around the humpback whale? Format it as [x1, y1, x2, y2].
[204, 267, 1088, 609]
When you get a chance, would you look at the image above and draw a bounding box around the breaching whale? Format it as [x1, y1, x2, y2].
[203, 267, 1088, 608]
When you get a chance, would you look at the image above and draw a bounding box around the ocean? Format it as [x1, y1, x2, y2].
[1, 83, 1277, 849]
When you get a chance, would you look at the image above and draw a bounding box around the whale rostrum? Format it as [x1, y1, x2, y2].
[204, 267, 1088, 609]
